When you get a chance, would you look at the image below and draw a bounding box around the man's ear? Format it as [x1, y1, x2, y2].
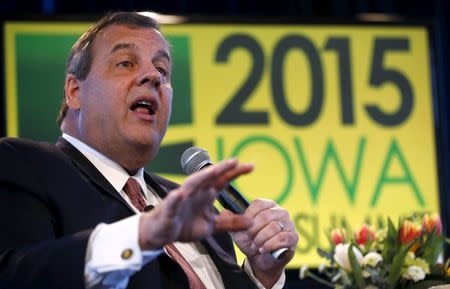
[65, 74, 81, 110]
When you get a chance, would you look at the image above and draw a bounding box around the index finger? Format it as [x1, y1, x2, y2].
[214, 209, 253, 232]
[181, 159, 239, 193]
[212, 162, 254, 191]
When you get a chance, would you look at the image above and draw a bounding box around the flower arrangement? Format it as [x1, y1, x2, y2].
[300, 213, 450, 289]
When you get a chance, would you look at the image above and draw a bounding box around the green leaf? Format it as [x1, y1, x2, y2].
[421, 228, 444, 264]
[317, 247, 333, 260]
[303, 270, 336, 288]
[444, 236, 450, 245]
[348, 244, 365, 289]
[429, 263, 445, 276]
[383, 217, 398, 264]
[387, 242, 415, 289]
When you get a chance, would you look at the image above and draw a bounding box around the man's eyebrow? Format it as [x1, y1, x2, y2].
[109, 43, 138, 54]
[154, 49, 171, 63]
[109, 43, 171, 63]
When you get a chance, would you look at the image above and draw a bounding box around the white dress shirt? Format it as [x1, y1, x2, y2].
[62, 133, 285, 289]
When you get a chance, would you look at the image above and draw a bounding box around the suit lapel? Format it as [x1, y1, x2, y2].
[55, 137, 136, 213]
[144, 172, 168, 199]
[200, 235, 259, 288]
[201, 236, 259, 288]
[201, 236, 241, 269]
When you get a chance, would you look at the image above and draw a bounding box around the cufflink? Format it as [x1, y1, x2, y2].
[121, 249, 133, 260]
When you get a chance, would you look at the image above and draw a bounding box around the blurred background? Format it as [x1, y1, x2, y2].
[1, 0, 449, 288]
[0, 0, 446, 19]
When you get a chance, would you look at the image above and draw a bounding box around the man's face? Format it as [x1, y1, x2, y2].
[75, 24, 172, 167]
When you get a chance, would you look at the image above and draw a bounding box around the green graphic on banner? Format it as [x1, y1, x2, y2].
[16, 34, 78, 141]
[167, 35, 193, 125]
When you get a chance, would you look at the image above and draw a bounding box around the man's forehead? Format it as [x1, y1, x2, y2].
[95, 24, 170, 53]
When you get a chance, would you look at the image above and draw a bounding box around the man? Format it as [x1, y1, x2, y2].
[0, 12, 299, 289]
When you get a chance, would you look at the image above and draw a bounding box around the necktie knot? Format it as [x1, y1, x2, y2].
[123, 177, 147, 212]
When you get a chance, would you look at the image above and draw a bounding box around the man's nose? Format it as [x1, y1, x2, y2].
[137, 65, 161, 89]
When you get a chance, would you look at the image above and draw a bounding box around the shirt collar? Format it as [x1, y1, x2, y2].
[62, 133, 146, 193]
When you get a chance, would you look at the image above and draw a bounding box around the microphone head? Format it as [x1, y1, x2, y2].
[180, 147, 212, 175]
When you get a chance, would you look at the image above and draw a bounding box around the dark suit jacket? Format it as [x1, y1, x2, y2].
[0, 137, 260, 289]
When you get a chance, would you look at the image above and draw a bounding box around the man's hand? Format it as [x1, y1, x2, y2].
[138, 159, 254, 250]
[228, 199, 299, 288]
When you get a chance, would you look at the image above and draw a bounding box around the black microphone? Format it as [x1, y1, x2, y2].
[181, 147, 249, 214]
[180, 146, 288, 259]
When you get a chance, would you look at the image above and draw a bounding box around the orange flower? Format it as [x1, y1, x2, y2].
[330, 228, 347, 245]
[354, 224, 376, 246]
[399, 220, 422, 245]
[422, 213, 442, 236]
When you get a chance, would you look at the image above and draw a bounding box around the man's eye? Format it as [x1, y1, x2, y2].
[156, 67, 167, 77]
[117, 61, 132, 68]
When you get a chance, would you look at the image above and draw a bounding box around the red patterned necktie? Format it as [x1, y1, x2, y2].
[123, 178, 147, 212]
[122, 178, 207, 289]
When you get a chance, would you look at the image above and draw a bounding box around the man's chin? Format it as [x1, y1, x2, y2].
[129, 136, 161, 156]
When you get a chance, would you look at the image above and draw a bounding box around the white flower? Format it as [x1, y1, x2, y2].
[299, 265, 309, 279]
[333, 243, 363, 271]
[363, 252, 383, 267]
[402, 265, 426, 282]
[318, 263, 326, 273]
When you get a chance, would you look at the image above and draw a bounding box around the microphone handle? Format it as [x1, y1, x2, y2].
[217, 185, 249, 214]
[201, 162, 249, 214]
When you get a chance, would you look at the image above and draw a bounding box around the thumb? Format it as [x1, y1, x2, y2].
[214, 209, 252, 232]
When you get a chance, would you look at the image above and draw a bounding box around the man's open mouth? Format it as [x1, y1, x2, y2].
[130, 100, 156, 115]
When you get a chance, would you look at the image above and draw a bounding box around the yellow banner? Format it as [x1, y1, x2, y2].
[161, 24, 439, 267]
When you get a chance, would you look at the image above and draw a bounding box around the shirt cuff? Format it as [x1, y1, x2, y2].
[243, 259, 286, 289]
[85, 214, 164, 288]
